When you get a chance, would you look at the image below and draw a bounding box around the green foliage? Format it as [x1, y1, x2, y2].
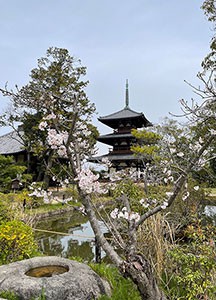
[202, 0, 216, 23]
[0, 196, 11, 224]
[0, 190, 42, 223]
[201, 0, 216, 70]
[112, 180, 144, 200]
[143, 184, 168, 202]
[0, 192, 29, 223]
[35, 288, 46, 300]
[131, 128, 161, 161]
[69, 256, 85, 263]
[163, 243, 216, 300]
[0, 220, 38, 265]
[192, 164, 216, 187]
[90, 263, 141, 300]
[22, 112, 47, 155]
[0, 155, 26, 192]
[131, 128, 161, 144]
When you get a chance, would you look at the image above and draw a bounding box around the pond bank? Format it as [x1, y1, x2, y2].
[33, 205, 75, 220]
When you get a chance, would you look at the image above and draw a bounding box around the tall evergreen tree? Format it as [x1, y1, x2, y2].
[0, 47, 98, 185]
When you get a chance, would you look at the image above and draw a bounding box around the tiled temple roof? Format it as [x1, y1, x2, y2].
[0, 130, 24, 155]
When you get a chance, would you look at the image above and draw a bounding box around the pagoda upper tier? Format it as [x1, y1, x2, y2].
[98, 80, 151, 130]
[98, 107, 152, 131]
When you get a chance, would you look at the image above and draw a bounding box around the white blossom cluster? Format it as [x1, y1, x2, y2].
[101, 157, 112, 168]
[163, 168, 174, 184]
[38, 121, 48, 131]
[139, 198, 157, 209]
[47, 129, 68, 149]
[110, 207, 140, 222]
[38, 114, 94, 161]
[38, 113, 57, 131]
[75, 168, 107, 194]
[74, 121, 92, 138]
[209, 129, 216, 135]
[28, 183, 53, 204]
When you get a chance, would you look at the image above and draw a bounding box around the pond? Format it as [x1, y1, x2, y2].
[35, 204, 216, 261]
[34, 210, 108, 262]
[204, 205, 216, 224]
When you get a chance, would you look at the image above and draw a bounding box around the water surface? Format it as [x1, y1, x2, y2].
[35, 211, 107, 262]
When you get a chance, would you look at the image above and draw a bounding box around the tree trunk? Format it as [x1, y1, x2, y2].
[26, 150, 31, 174]
[123, 255, 167, 300]
[80, 190, 167, 300]
[43, 152, 53, 187]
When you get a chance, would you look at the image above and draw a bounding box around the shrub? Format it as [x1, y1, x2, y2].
[0, 220, 38, 265]
[163, 221, 216, 300]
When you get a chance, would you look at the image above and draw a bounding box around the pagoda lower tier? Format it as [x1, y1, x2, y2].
[89, 124, 149, 170]
[98, 132, 136, 153]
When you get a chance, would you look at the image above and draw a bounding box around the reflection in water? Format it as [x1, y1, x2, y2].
[204, 205, 216, 225]
[35, 205, 216, 261]
[204, 205, 216, 217]
[35, 211, 108, 262]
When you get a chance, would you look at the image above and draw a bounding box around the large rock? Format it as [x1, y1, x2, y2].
[0, 256, 110, 300]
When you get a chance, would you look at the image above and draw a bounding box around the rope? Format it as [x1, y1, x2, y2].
[33, 228, 95, 239]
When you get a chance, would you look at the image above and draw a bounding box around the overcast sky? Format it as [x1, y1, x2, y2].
[0, 0, 212, 154]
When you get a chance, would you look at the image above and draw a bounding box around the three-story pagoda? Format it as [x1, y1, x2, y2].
[91, 81, 152, 170]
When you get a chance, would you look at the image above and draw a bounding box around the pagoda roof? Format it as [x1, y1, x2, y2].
[99, 107, 142, 120]
[98, 107, 152, 129]
[98, 132, 134, 146]
[0, 130, 24, 155]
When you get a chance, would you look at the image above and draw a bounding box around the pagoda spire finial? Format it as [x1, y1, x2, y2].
[125, 79, 129, 108]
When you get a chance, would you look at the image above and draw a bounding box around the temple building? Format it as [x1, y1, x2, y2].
[0, 129, 26, 162]
[90, 81, 152, 170]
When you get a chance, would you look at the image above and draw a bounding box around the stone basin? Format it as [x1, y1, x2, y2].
[25, 265, 69, 278]
[0, 256, 110, 300]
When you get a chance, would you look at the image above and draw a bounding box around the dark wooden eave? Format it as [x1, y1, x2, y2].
[98, 107, 152, 129]
[88, 153, 144, 168]
[97, 132, 135, 146]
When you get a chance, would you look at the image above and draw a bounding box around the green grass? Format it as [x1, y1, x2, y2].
[0, 291, 20, 300]
[89, 263, 141, 300]
[0, 290, 46, 300]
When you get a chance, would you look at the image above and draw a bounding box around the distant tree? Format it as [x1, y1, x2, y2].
[201, 0, 216, 70]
